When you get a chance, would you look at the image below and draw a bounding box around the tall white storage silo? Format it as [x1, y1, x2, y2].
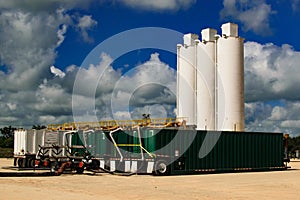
[217, 23, 244, 131]
[177, 33, 198, 126]
[196, 28, 217, 130]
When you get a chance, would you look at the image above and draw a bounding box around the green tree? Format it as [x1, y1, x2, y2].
[291, 136, 300, 151]
[32, 125, 47, 130]
[0, 126, 16, 148]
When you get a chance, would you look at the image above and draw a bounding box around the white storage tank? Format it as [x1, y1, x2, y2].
[196, 28, 217, 130]
[217, 23, 245, 131]
[177, 33, 198, 126]
[14, 129, 45, 156]
[13, 129, 74, 157]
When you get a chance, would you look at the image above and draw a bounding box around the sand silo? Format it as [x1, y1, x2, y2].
[176, 23, 244, 131]
[196, 28, 217, 130]
[216, 23, 244, 131]
[177, 33, 198, 126]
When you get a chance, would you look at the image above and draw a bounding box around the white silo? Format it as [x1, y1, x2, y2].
[177, 33, 198, 126]
[217, 23, 245, 131]
[196, 28, 217, 130]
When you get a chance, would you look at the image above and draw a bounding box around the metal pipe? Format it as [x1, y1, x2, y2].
[214, 34, 220, 130]
[55, 162, 72, 176]
[83, 129, 95, 148]
[137, 126, 144, 160]
[176, 44, 181, 120]
[62, 130, 78, 156]
[109, 128, 123, 162]
[194, 40, 199, 127]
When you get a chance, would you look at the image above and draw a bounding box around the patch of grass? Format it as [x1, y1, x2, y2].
[0, 148, 13, 158]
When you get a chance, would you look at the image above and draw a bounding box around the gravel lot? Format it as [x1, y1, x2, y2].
[0, 158, 299, 200]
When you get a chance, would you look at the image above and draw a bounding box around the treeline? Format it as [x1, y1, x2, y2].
[0, 126, 16, 148]
[288, 136, 300, 153]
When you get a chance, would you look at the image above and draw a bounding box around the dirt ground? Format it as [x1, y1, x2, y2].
[0, 158, 299, 200]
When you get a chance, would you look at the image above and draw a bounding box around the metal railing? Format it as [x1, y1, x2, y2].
[47, 117, 187, 131]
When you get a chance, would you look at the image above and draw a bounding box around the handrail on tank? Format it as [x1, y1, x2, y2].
[82, 129, 95, 150]
[109, 126, 155, 161]
[47, 117, 188, 131]
[109, 127, 124, 162]
[63, 130, 79, 157]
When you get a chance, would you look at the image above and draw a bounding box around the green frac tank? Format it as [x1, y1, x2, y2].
[141, 128, 285, 174]
[71, 128, 286, 175]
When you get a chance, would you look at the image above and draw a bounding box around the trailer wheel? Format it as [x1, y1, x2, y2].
[76, 167, 84, 174]
[17, 158, 26, 168]
[92, 159, 100, 170]
[154, 160, 170, 176]
[86, 159, 100, 171]
[27, 158, 35, 168]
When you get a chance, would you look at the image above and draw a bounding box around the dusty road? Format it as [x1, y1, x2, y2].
[0, 158, 299, 200]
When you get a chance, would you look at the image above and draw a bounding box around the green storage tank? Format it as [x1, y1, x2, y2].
[103, 129, 142, 158]
[142, 128, 286, 175]
[92, 130, 107, 157]
[73, 128, 286, 175]
[70, 131, 86, 156]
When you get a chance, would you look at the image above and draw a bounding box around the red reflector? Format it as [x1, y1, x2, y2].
[35, 160, 40, 166]
[79, 161, 84, 168]
[43, 160, 49, 167]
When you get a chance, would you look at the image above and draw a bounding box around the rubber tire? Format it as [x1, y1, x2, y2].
[17, 158, 26, 168]
[91, 159, 100, 170]
[27, 158, 35, 168]
[76, 167, 84, 174]
[154, 160, 170, 176]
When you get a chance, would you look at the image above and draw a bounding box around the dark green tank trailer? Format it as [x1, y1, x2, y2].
[143, 129, 287, 175]
[79, 128, 288, 175]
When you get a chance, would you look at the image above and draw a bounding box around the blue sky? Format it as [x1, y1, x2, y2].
[1, 0, 300, 136]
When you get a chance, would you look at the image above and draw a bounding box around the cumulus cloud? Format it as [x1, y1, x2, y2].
[70, 52, 177, 122]
[110, 53, 176, 120]
[0, 3, 97, 91]
[77, 15, 98, 43]
[220, 0, 274, 35]
[57, 24, 68, 47]
[50, 66, 66, 78]
[245, 101, 300, 136]
[0, 50, 177, 127]
[244, 41, 300, 136]
[244, 41, 300, 102]
[118, 0, 196, 11]
[0, 0, 92, 12]
[0, 1, 97, 127]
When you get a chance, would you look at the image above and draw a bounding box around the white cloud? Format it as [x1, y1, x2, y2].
[244, 41, 300, 136]
[0, 10, 61, 91]
[245, 101, 300, 136]
[0, 1, 97, 127]
[42, 52, 176, 124]
[220, 0, 274, 35]
[77, 15, 97, 43]
[69, 52, 177, 122]
[119, 0, 196, 11]
[0, 0, 92, 12]
[269, 106, 288, 121]
[57, 24, 68, 47]
[0, 2, 97, 91]
[110, 53, 176, 120]
[6, 103, 17, 111]
[245, 41, 300, 102]
[50, 66, 65, 78]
